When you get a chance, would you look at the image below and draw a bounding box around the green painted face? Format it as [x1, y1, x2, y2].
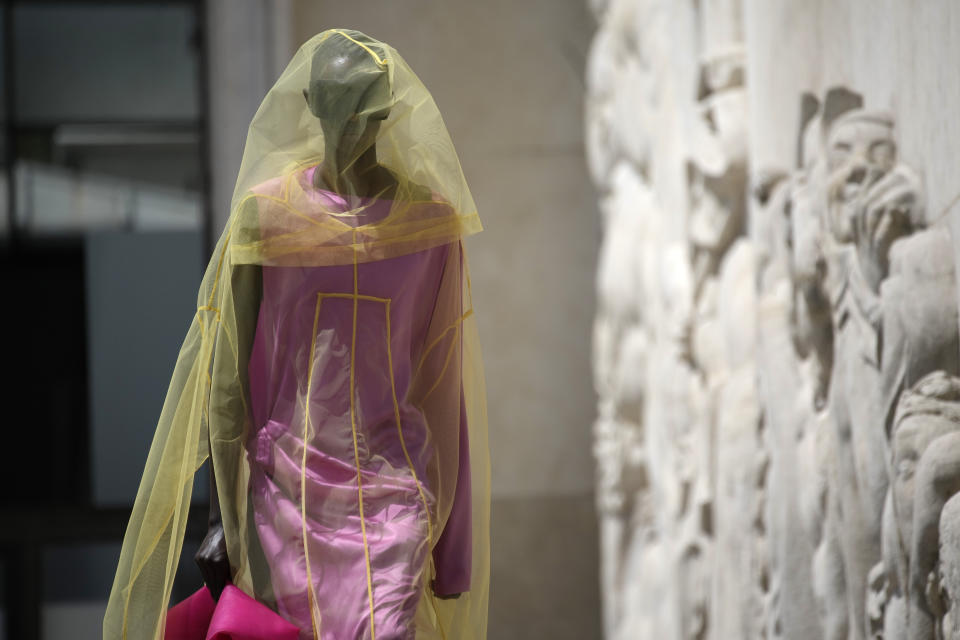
[303, 31, 393, 188]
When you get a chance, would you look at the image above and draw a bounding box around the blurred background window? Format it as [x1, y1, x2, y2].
[0, 2, 209, 639]
[12, 2, 203, 235]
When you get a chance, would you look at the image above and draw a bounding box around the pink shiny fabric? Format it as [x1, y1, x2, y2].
[165, 585, 300, 640]
[244, 172, 468, 640]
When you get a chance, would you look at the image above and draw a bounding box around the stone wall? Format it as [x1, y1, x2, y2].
[587, 1, 960, 639]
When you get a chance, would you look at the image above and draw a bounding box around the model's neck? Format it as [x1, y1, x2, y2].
[318, 141, 381, 197]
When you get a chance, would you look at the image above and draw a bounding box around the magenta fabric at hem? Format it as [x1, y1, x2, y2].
[164, 585, 300, 640]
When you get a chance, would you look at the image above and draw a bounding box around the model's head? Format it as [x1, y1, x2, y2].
[304, 30, 393, 180]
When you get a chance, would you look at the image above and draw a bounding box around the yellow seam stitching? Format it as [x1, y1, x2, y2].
[416, 309, 473, 374]
[384, 298, 436, 544]
[228, 217, 480, 264]
[462, 242, 474, 303]
[237, 193, 326, 229]
[419, 309, 473, 365]
[231, 228, 469, 262]
[332, 29, 388, 67]
[350, 229, 377, 639]
[429, 590, 449, 640]
[121, 317, 213, 639]
[203, 366, 212, 427]
[421, 325, 460, 403]
[246, 157, 464, 216]
[416, 325, 454, 373]
[202, 317, 214, 426]
[386, 301, 449, 640]
[242, 185, 472, 232]
[263, 210, 477, 236]
[163, 319, 219, 615]
[206, 222, 234, 307]
[318, 292, 390, 304]
[218, 321, 251, 425]
[416, 412, 448, 640]
[302, 293, 324, 639]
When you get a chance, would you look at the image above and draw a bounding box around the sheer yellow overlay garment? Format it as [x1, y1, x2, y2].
[104, 29, 489, 640]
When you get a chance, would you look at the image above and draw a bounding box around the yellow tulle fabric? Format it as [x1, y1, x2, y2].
[103, 29, 489, 640]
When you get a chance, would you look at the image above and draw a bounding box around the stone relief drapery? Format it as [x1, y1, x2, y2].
[587, 1, 960, 639]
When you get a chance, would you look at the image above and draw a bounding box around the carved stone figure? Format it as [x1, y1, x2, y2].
[755, 91, 860, 640]
[938, 494, 960, 639]
[888, 374, 960, 639]
[588, 3, 960, 640]
[586, 1, 687, 635]
[819, 105, 928, 640]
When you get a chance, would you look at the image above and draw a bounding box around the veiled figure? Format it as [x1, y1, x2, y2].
[104, 29, 490, 640]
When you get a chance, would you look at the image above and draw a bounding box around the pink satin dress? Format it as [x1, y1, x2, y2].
[245, 170, 470, 640]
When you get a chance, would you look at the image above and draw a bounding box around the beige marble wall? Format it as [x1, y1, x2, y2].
[290, 3, 602, 638]
[588, 1, 960, 639]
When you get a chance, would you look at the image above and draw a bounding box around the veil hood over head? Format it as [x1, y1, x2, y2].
[104, 28, 489, 640]
[230, 28, 482, 267]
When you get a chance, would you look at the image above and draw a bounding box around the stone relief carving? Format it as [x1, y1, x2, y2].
[588, 1, 960, 638]
[589, 0, 764, 638]
[754, 90, 959, 640]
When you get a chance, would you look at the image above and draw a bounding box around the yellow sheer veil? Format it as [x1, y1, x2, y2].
[104, 28, 489, 639]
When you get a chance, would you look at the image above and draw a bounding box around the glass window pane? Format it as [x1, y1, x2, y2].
[14, 4, 198, 123]
[11, 4, 203, 236]
[41, 543, 116, 640]
[85, 230, 203, 507]
[15, 159, 201, 234]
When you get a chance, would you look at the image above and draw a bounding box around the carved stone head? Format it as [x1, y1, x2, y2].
[826, 110, 896, 240]
[891, 373, 960, 573]
[825, 110, 922, 290]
